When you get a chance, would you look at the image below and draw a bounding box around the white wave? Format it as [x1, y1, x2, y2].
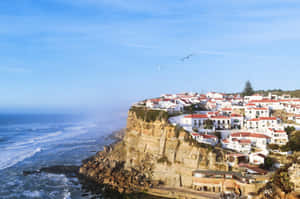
[6, 131, 62, 150]
[0, 122, 96, 170]
[31, 131, 62, 142]
[22, 190, 43, 198]
[63, 190, 71, 199]
[0, 148, 41, 170]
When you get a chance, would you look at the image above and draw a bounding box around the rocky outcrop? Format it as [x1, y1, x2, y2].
[79, 108, 228, 194]
[255, 153, 300, 199]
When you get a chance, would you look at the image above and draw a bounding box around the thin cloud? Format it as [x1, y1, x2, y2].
[0, 66, 31, 73]
[124, 43, 157, 49]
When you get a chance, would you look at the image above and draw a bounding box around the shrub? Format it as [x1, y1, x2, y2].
[271, 166, 294, 193]
[268, 144, 280, 150]
[285, 126, 295, 135]
[130, 106, 169, 122]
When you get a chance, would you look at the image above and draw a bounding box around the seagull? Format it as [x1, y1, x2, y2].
[180, 54, 194, 62]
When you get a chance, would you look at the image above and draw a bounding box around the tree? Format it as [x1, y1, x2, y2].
[285, 126, 295, 135]
[280, 131, 300, 152]
[261, 156, 276, 170]
[242, 80, 254, 96]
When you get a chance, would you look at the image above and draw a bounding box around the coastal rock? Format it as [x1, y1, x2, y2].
[79, 108, 228, 194]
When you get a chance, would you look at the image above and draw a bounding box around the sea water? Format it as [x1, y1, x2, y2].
[0, 113, 125, 199]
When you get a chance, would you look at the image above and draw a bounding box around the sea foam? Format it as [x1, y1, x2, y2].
[0, 148, 41, 170]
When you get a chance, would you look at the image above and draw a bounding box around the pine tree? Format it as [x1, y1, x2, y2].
[242, 81, 254, 96]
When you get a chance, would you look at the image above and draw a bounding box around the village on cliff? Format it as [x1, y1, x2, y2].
[132, 90, 300, 196]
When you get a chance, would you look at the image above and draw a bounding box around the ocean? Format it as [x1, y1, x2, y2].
[0, 113, 126, 199]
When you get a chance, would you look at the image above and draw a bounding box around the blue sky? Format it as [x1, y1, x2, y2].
[0, 0, 300, 113]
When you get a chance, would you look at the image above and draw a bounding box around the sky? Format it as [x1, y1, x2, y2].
[0, 0, 300, 113]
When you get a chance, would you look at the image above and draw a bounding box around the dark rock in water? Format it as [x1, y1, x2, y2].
[23, 165, 167, 199]
[23, 165, 79, 178]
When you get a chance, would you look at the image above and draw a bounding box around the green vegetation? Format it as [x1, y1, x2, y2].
[285, 126, 296, 135]
[261, 156, 276, 170]
[268, 144, 280, 150]
[255, 89, 300, 98]
[157, 156, 171, 165]
[281, 131, 300, 152]
[242, 80, 254, 96]
[270, 165, 294, 193]
[130, 106, 169, 122]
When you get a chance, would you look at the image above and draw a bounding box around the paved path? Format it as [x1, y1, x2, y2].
[151, 186, 220, 199]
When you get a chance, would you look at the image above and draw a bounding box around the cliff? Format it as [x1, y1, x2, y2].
[255, 153, 300, 199]
[79, 107, 228, 195]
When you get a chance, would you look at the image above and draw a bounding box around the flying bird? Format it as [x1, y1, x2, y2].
[180, 54, 194, 62]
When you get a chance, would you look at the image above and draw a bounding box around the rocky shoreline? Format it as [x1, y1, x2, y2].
[22, 128, 170, 199]
[79, 145, 156, 194]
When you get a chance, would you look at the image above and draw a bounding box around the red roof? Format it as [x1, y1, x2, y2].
[211, 115, 230, 119]
[222, 108, 232, 111]
[213, 98, 224, 100]
[249, 117, 277, 121]
[222, 139, 229, 143]
[202, 134, 217, 139]
[239, 139, 251, 144]
[250, 99, 278, 103]
[260, 117, 277, 120]
[149, 98, 161, 102]
[231, 132, 270, 139]
[248, 107, 268, 110]
[231, 113, 242, 117]
[192, 133, 200, 136]
[273, 130, 286, 133]
[249, 118, 260, 121]
[184, 114, 208, 118]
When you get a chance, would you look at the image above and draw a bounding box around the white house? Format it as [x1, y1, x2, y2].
[296, 115, 300, 124]
[191, 133, 218, 146]
[221, 138, 251, 153]
[230, 113, 244, 129]
[249, 153, 265, 165]
[220, 107, 233, 115]
[249, 99, 283, 110]
[229, 132, 270, 149]
[206, 92, 224, 99]
[183, 114, 209, 129]
[245, 107, 269, 119]
[211, 116, 231, 129]
[244, 94, 263, 102]
[246, 117, 280, 131]
[146, 98, 161, 109]
[266, 128, 288, 146]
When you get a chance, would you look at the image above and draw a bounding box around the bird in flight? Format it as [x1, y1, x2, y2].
[180, 54, 194, 61]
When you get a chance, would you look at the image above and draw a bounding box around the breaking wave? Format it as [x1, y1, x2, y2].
[0, 147, 41, 170]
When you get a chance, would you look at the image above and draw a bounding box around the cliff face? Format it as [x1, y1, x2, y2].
[124, 110, 227, 187]
[79, 109, 228, 192]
